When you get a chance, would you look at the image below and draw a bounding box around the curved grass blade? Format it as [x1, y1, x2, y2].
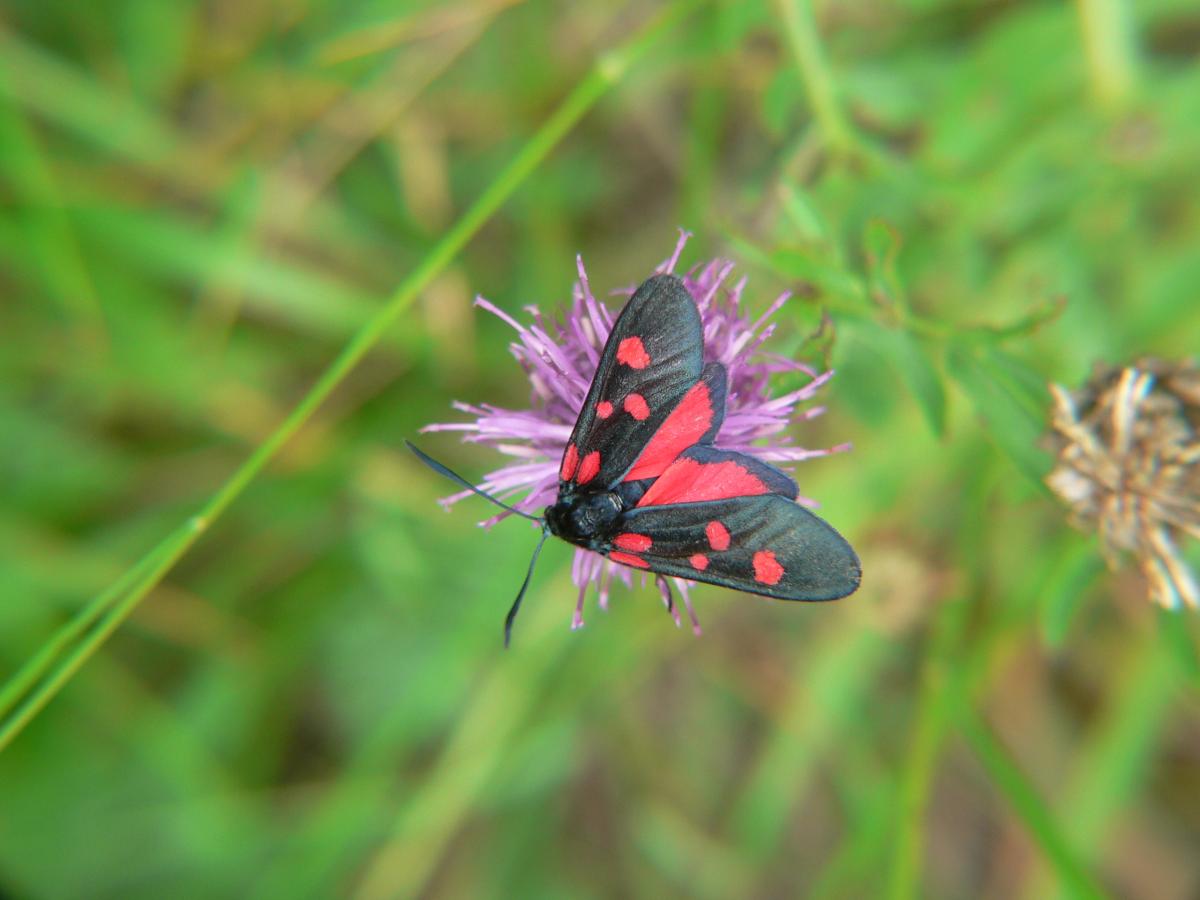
[0, 0, 706, 754]
[959, 709, 1110, 900]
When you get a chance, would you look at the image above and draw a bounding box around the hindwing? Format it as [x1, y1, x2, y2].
[608, 493, 861, 602]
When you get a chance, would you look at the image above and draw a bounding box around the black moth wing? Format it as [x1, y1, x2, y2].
[560, 274, 704, 491]
[617, 494, 861, 601]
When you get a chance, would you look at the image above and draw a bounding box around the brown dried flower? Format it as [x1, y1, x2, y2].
[1046, 359, 1200, 610]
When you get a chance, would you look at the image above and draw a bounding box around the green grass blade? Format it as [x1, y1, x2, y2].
[1049, 632, 1181, 896]
[0, 76, 101, 328]
[1075, 0, 1139, 108]
[886, 596, 970, 900]
[0, 522, 198, 751]
[0, 27, 183, 171]
[959, 709, 1110, 900]
[0, 527, 181, 724]
[772, 0, 854, 155]
[0, 0, 707, 755]
[728, 621, 896, 859]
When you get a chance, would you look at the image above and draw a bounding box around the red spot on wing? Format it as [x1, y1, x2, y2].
[609, 550, 649, 568]
[596, 401, 614, 419]
[616, 336, 650, 369]
[560, 443, 579, 481]
[624, 381, 714, 482]
[576, 450, 601, 484]
[706, 521, 730, 551]
[636, 458, 769, 507]
[689, 553, 709, 571]
[623, 393, 650, 421]
[614, 533, 652, 552]
[753, 550, 785, 585]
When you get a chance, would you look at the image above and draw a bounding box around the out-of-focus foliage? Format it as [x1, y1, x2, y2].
[1, 0, 1198, 897]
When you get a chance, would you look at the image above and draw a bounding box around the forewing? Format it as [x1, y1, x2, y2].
[558, 274, 704, 490]
[635, 445, 798, 507]
[622, 364, 726, 483]
[608, 495, 861, 602]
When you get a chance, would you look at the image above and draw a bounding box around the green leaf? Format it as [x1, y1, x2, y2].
[863, 217, 908, 314]
[1157, 607, 1200, 688]
[780, 180, 831, 244]
[1039, 538, 1104, 648]
[768, 247, 866, 303]
[891, 330, 947, 436]
[946, 341, 1052, 486]
[854, 321, 947, 436]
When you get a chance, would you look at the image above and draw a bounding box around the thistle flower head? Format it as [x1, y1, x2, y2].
[422, 231, 849, 632]
[1046, 359, 1200, 610]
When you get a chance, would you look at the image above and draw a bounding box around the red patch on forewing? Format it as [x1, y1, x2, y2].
[560, 443, 579, 481]
[624, 381, 714, 482]
[616, 336, 650, 369]
[753, 550, 785, 585]
[596, 401, 613, 419]
[623, 393, 650, 421]
[636, 458, 769, 507]
[705, 521, 730, 551]
[613, 533, 652, 552]
[576, 450, 601, 484]
[609, 550, 649, 569]
[690, 553, 709, 571]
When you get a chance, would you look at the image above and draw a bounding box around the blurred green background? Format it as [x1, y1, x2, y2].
[2, 0, 1199, 897]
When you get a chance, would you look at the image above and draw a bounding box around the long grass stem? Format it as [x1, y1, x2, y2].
[0, 0, 706, 754]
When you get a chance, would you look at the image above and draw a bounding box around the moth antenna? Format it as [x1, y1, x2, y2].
[406, 441, 543, 523]
[505, 528, 550, 648]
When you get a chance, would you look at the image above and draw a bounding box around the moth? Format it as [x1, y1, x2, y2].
[409, 273, 861, 644]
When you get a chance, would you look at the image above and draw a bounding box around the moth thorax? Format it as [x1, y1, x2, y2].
[547, 492, 623, 542]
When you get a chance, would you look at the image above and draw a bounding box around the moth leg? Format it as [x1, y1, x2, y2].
[655, 574, 682, 628]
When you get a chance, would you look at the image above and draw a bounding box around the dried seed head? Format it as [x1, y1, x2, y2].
[1046, 359, 1200, 610]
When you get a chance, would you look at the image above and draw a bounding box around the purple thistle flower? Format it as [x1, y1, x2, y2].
[421, 230, 850, 634]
